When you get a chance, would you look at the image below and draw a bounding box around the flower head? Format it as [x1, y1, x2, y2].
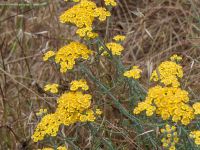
[60, 0, 110, 38]
[113, 35, 126, 42]
[95, 109, 102, 115]
[124, 66, 142, 79]
[55, 42, 92, 73]
[150, 61, 183, 87]
[104, 0, 117, 6]
[104, 42, 124, 55]
[43, 51, 55, 61]
[32, 113, 60, 142]
[170, 54, 182, 62]
[160, 125, 179, 150]
[32, 80, 96, 142]
[193, 102, 200, 114]
[36, 109, 48, 116]
[70, 79, 89, 91]
[133, 86, 194, 125]
[190, 131, 200, 145]
[44, 84, 59, 94]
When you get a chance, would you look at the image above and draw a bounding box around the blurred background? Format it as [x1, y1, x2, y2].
[0, 0, 200, 149]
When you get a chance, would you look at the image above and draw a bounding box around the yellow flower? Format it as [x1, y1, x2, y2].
[70, 79, 89, 91]
[57, 91, 93, 125]
[181, 117, 190, 125]
[133, 85, 194, 125]
[169, 146, 176, 150]
[174, 137, 179, 143]
[85, 109, 96, 121]
[163, 143, 168, 147]
[150, 61, 183, 87]
[167, 133, 171, 138]
[43, 51, 55, 61]
[104, 42, 124, 55]
[36, 109, 48, 116]
[165, 124, 171, 131]
[44, 83, 59, 94]
[161, 129, 166, 133]
[95, 109, 102, 115]
[104, 0, 117, 6]
[94, 7, 111, 21]
[161, 111, 170, 120]
[60, 0, 110, 38]
[170, 54, 182, 62]
[57, 146, 67, 150]
[32, 113, 60, 142]
[124, 66, 142, 79]
[76, 27, 98, 38]
[55, 42, 92, 73]
[160, 125, 179, 149]
[190, 131, 200, 145]
[80, 115, 88, 122]
[32, 80, 97, 142]
[113, 35, 126, 41]
[192, 102, 200, 114]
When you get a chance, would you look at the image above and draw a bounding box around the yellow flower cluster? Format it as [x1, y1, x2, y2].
[70, 79, 89, 91]
[95, 109, 102, 115]
[60, 0, 111, 38]
[105, 42, 124, 56]
[32, 113, 60, 142]
[44, 83, 59, 94]
[192, 103, 200, 114]
[123, 66, 142, 79]
[36, 109, 47, 116]
[134, 55, 195, 125]
[57, 146, 67, 150]
[101, 35, 125, 56]
[190, 131, 200, 145]
[113, 35, 126, 42]
[43, 51, 55, 61]
[161, 124, 179, 150]
[64, 0, 79, 2]
[55, 42, 92, 73]
[40, 146, 67, 150]
[32, 80, 100, 142]
[57, 91, 95, 123]
[170, 54, 182, 62]
[133, 85, 194, 125]
[104, 0, 117, 6]
[150, 61, 183, 87]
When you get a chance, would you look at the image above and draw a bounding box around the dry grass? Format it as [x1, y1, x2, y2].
[0, 0, 200, 149]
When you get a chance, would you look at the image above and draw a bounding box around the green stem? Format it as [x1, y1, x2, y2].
[96, 38, 147, 102]
[79, 63, 159, 149]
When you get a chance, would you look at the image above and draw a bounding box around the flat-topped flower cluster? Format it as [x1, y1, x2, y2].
[160, 124, 179, 150]
[43, 42, 92, 73]
[60, 0, 111, 39]
[133, 55, 195, 125]
[132, 55, 200, 149]
[32, 80, 101, 142]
